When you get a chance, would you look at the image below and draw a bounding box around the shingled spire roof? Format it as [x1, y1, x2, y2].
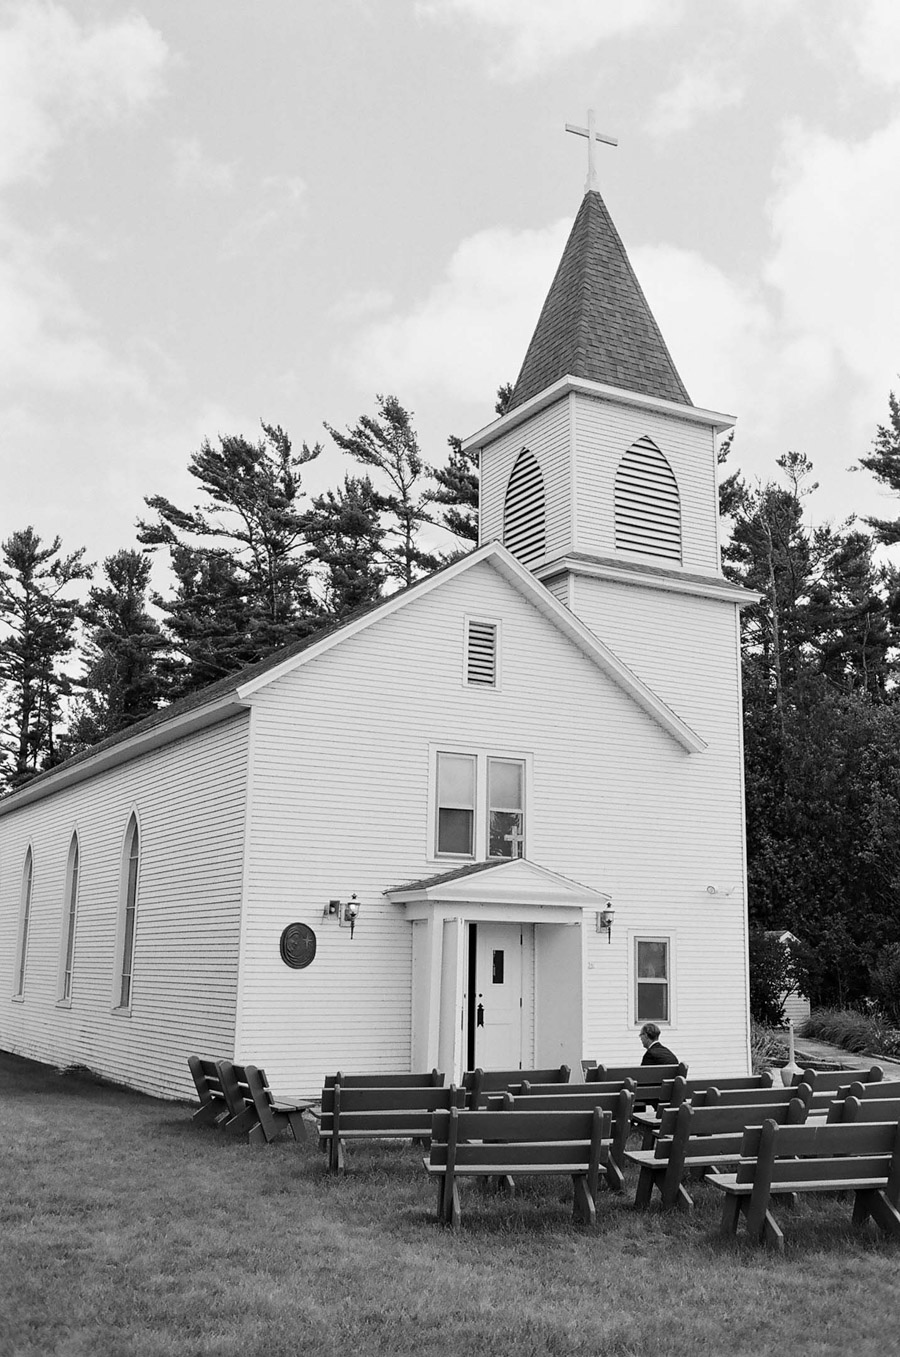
[508, 189, 692, 411]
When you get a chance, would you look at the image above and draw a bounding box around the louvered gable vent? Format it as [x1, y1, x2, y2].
[614, 436, 681, 562]
[466, 620, 497, 687]
[504, 449, 546, 567]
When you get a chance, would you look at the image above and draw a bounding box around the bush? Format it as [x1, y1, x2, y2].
[748, 930, 793, 1026]
[801, 1008, 900, 1059]
[750, 1020, 788, 1073]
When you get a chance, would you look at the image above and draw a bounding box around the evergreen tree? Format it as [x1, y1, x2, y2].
[138, 422, 323, 691]
[431, 436, 478, 546]
[325, 395, 440, 589]
[859, 388, 900, 545]
[65, 550, 168, 750]
[304, 475, 386, 619]
[0, 528, 92, 789]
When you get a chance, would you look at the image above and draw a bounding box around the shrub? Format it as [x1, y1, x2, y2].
[801, 1007, 900, 1059]
[748, 929, 793, 1026]
[750, 1020, 788, 1073]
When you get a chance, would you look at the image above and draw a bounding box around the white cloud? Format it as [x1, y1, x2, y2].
[646, 62, 746, 137]
[172, 137, 235, 192]
[343, 218, 570, 404]
[416, 0, 683, 80]
[0, 1, 168, 187]
[329, 287, 394, 324]
[840, 0, 900, 88]
[219, 174, 307, 260]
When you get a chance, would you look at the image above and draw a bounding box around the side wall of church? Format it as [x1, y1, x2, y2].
[0, 716, 249, 1099]
[236, 560, 749, 1095]
[572, 576, 749, 1071]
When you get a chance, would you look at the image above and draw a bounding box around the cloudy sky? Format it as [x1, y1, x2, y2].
[2, 0, 900, 572]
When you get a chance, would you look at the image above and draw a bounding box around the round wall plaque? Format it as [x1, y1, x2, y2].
[279, 922, 317, 970]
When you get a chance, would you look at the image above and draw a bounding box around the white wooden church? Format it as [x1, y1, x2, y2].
[0, 133, 753, 1101]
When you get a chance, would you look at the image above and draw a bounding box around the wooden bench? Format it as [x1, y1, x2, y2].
[187, 1055, 230, 1129]
[790, 1064, 883, 1093]
[425, 1105, 612, 1230]
[627, 1092, 810, 1211]
[835, 1077, 900, 1102]
[586, 1064, 686, 1107]
[216, 1059, 263, 1138]
[664, 1072, 775, 1108]
[463, 1065, 570, 1110]
[243, 1065, 312, 1145]
[707, 1118, 900, 1249]
[522, 1077, 632, 1098]
[321, 1069, 445, 1090]
[504, 1086, 634, 1192]
[826, 1094, 900, 1124]
[320, 1082, 466, 1174]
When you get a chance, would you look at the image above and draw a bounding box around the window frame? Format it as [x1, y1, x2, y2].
[630, 932, 675, 1028]
[113, 813, 141, 1014]
[57, 832, 80, 1007]
[13, 845, 34, 1000]
[429, 745, 531, 863]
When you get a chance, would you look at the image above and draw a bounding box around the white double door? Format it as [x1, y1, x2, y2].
[468, 921, 531, 1070]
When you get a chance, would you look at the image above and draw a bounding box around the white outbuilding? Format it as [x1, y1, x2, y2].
[0, 169, 753, 1100]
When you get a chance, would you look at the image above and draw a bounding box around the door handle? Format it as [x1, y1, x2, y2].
[476, 1002, 484, 1028]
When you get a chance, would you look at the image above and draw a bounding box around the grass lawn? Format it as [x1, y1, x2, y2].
[1, 1050, 897, 1357]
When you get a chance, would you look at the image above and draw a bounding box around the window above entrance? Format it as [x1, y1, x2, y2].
[431, 747, 528, 862]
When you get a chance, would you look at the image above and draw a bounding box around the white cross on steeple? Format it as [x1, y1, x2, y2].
[565, 108, 618, 193]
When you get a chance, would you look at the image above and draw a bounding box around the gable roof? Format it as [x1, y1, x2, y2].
[0, 539, 705, 816]
[385, 857, 611, 907]
[509, 190, 692, 412]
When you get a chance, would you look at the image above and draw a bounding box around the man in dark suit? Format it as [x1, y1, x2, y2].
[639, 1022, 679, 1066]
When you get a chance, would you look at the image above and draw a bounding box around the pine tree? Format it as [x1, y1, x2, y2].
[859, 388, 900, 545]
[65, 550, 168, 750]
[138, 422, 323, 690]
[431, 436, 478, 546]
[324, 395, 440, 589]
[0, 528, 92, 788]
[304, 475, 386, 619]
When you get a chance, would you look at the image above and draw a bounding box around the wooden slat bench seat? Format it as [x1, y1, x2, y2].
[425, 1106, 612, 1230]
[632, 1083, 812, 1151]
[320, 1082, 466, 1174]
[707, 1118, 900, 1249]
[244, 1065, 312, 1145]
[503, 1086, 634, 1192]
[627, 1093, 810, 1211]
[463, 1065, 570, 1110]
[187, 1056, 230, 1129]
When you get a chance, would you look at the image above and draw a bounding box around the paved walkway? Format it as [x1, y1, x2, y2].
[791, 1034, 900, 1079]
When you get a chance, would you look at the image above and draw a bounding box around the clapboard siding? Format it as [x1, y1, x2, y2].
[574, 393, 719, 572]
[237, 560, 748, 1094]
[479, 398, 571, 563]
[0, 715, 249, 1099]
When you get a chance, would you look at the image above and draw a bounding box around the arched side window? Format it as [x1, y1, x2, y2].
[59, 833, 80, 1004]
[614, 436, 682, 563]
[503, 449, 546, 567]
[14, 847, 34, 998]
[116, 816, 140, 1010]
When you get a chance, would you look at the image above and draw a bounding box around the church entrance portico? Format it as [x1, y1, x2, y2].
[386, 858, 610, 1082]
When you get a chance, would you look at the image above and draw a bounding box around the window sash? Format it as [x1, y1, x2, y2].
[62, 840, 79, 1002]
[15, 851, 33, 997]
[635, 937, 670, 1023]
[434, 751, 527, 860]
[436, 753, 476, 856]
[119, 824, 139, 1008]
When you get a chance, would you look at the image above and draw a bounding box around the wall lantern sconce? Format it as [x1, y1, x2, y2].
[597, 905, 615, 944]
[325, 894, 360, 939]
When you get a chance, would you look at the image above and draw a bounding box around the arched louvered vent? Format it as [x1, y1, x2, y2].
[504, 449, 546, 567]
[614, 437, 681, 562]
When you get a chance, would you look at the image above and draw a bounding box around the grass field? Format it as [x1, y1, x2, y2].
[1, 1050, 898, 1357]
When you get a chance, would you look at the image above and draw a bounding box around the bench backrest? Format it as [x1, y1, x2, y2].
[504, 1088, 632, 1117]
[320, 1083, 466, 1135]
[839, 1078, 900, 1101]
[216, 1059, 255, 1117]
[464, 1065, 570, 1108]
[321, 1070, 444, 1089]
[591, 1063, 687, 1084]
[734, 1117, 900, 1189]
[704, 1083, 813, 1110]
[827, 1094, 900, 1124]
[651, 1096, 808, 1161]
[188, 1055, 225, 1103]
[428, 1106, 611, 1171]
[518, 1079, 635, 1098]
[790, 1065, 883, 1092]
[666, 1072, 774, 1108]
[243, 1065, 291, 1138]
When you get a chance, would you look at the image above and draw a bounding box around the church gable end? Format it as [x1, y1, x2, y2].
[614, 436, 682, 562]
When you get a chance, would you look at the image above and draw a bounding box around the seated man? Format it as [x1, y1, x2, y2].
[639, 1022, 679, 1066]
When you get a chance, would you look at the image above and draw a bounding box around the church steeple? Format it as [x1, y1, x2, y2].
[508, 188, 692, 412]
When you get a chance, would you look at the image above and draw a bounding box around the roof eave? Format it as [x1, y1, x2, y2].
[463, 375, 736, 453]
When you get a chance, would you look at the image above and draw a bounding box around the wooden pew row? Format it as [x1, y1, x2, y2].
[501, 1087, 635, 1192]
[320, 1083, 466, 1174]
[425, 1106, 612, 1230]
[462, 1065, 570, 1110]
[707, 1118, 900, 1249]
[626, 1090, 812, 1211]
